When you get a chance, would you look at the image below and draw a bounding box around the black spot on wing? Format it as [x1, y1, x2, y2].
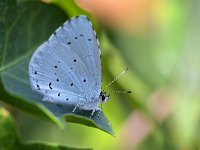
[49, 82, 53, 90]
[36, 84, 40, 90]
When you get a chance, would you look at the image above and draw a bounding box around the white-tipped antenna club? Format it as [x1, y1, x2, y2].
[105, 67, 129, 90]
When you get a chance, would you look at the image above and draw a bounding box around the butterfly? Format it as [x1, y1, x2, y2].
[29, 15, 109, 117]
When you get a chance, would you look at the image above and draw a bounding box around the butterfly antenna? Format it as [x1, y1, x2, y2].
[104, 67, 129, 90]
[108, 90, 132, 94]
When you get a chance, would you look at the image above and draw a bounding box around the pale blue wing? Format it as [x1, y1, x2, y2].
[29, 15, 102, 107]
[49, 15, 102, 97]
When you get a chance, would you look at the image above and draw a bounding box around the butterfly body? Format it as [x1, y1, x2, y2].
[29, 15, 109, 113]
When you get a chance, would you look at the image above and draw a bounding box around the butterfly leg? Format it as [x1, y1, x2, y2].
[89, 109, 96, 118]
[72, 101, 83, 113]
[89, 107, 101, 119]
[72, 106, 77, 113]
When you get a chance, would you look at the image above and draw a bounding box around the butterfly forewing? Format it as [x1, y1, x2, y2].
[29, 16, 102, 106]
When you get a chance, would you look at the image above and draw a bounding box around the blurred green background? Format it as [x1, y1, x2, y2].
[1, 0, 200, 149]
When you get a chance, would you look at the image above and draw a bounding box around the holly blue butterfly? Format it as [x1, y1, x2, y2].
[29, 15, 109, 117]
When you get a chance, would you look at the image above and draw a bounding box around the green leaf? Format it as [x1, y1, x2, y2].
[0, 0, 114, 135]
[0, 0, 66, 128]
[64, 112, 115, 136]
[0, 107, 92, 150]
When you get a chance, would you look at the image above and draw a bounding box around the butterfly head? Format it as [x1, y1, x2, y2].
[100, 91, 110, 103]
